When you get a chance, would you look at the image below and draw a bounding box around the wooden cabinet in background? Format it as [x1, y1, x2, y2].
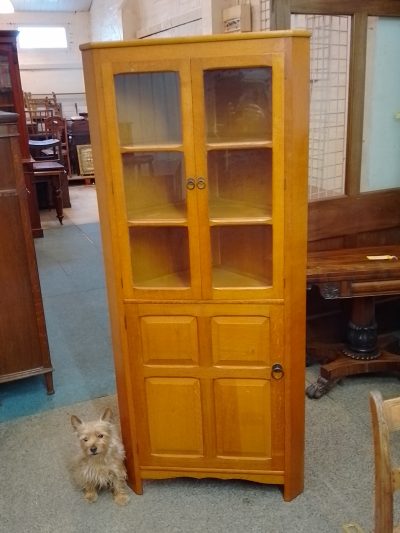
[0, 30, 45, 238]
[0, 30, 29, 159]
[81, 31, 309, 500]
[0, 111, 53, 393]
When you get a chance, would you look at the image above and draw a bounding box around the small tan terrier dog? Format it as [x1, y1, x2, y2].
[71, 408, 130, 505]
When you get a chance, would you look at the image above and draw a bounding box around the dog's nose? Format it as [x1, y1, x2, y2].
[90, 446, 97, 454]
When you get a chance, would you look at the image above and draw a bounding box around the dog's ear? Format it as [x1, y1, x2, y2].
[71, 415, 82, 431]
[101, 408, 113, 422]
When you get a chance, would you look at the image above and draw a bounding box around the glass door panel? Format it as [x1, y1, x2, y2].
[211, 225, 272, 288]
[115, 72, 182, 146]
[129, 227, 190, 288]
[0, 52, 14, 112]
[112, 63, 200, 297]
[194, 60, 277, 297]
[204, 68, 272, 143]
[208, 148, 272, 222]
[123, 151, 186, 223]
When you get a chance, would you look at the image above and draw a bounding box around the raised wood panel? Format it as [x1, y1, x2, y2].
[211, 316, 269, 366]
[214, 379, 271, 458]
[145, 377, 204, 456]
[0, 195, 42, 374]
[308, 190, 400, 244]
[141, 316, 199, 365]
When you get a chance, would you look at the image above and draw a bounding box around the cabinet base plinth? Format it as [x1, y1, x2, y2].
[128, 468, 287, 495]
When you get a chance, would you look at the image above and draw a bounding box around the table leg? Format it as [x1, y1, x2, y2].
[44, 371, 55, 395]
[51, 173, 63, 224]
[306, 296, 400, 399]
[344, 296, 379, 359]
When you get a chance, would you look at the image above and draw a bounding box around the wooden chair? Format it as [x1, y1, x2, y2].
[25, 108, 54, 134]
[370, 390, 400, 533]
[28, 137, 67, 224]
[44, 116, 72, 176]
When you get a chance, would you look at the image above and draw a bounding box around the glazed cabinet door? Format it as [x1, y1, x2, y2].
[102, 53, 284, 301]
[191, 54, 285, 300]
[103, 59, 202, 300]
[126, 303, 285, 474]
[0, 48, 15, 113]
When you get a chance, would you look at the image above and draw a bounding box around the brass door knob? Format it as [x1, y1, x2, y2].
[271, 363, 284, 380]
[186, 178, 196, 190]
[196, 177, 206, 189]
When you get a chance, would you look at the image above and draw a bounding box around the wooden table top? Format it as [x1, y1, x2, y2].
[307, 245, 400, 283]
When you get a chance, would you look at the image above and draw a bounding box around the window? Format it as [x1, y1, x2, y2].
[268, 0, 400, 198]
[17, 26, 68, 49]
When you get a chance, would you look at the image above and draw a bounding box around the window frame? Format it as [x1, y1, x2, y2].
[270, 0, 400, 197]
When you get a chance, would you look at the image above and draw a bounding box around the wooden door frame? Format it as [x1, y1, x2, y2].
[270, 0, 400, 249]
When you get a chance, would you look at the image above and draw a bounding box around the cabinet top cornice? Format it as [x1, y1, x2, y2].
[79, 30, 310, 51]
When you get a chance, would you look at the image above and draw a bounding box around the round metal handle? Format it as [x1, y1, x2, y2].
[196, 177, 206, 190]
[271, 363, 284, 380]
[186, 178, 196, 190]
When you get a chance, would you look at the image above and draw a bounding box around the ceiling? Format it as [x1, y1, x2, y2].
[10, 0, 92, 12]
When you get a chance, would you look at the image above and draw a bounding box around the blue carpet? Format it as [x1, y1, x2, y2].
[0, 222, 116, 423]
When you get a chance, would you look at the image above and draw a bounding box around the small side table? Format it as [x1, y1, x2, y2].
[30, 161, 65, 224]
[306, 245, 400, 399]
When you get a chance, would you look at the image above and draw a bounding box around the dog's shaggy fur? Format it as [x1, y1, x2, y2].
[70, 408, 129, 505]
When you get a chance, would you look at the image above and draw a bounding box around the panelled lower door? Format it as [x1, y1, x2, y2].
[126, 303, 285, 474]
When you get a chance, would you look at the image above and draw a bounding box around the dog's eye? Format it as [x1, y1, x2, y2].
[83, 437, 88, 442]
[97, 434, 104, 439]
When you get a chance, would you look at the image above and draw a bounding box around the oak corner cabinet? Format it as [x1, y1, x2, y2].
[80, 31, 309, 501]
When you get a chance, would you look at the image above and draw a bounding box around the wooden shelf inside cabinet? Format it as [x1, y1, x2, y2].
[206, 140, 273, 150]
[209, 199, 272, 224]
[212, 266, 271, 288]
[81, 30, 309, 501]
[133, 269, 191, 288]
[127, 201, 187, 226]
[121, 144, 183, 153]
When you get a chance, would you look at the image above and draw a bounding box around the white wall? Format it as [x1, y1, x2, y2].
[0, 11, 90, 94]
[135, 0, 202, 38]
[90, 0, 126, 41]
[0, 0, 261, 114]
[89, 0, 259, 41]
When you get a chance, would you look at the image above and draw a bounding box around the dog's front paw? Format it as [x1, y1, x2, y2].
[84, 489, 98, 503]
[113, 491, 129, 506]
